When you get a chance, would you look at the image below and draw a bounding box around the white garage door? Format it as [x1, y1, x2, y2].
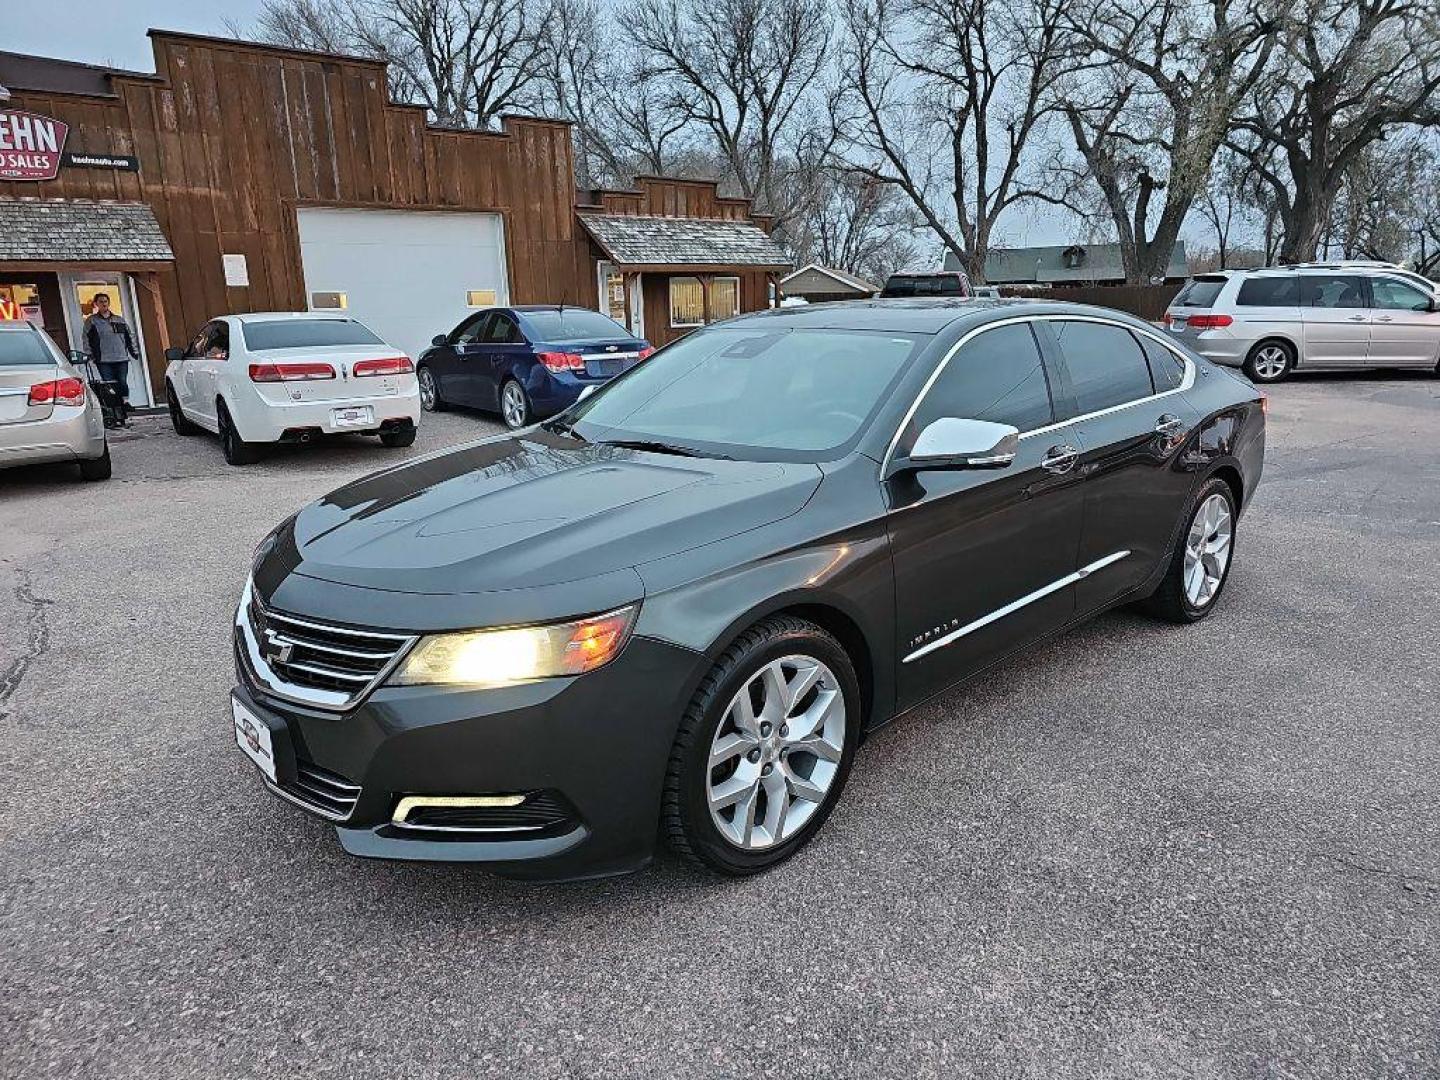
[295, 208, 509, 360]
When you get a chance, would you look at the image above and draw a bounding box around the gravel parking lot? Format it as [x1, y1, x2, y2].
[3, 376, 1438, 1079]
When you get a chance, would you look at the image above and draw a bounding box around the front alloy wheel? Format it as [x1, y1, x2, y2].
[417, 366, 441, 412]
[664, 615, 859, 874]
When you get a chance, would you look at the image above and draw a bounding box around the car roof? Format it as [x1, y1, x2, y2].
[225, 311, 365, 323]
[0, 320, 39, 331]
[719, 297, 1160, 335]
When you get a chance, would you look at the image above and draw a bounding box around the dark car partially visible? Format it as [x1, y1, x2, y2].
[879, 271, 972, 299]
[416, 305, 652, 429]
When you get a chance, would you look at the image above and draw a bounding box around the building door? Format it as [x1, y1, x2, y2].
[59, 272, 154, 406]
[596, 261, 644, 339]
[296, 208, 510, 362]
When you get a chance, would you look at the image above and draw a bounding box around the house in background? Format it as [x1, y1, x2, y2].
[777, 263, 878, 304]
[943, 242, 1189, 286]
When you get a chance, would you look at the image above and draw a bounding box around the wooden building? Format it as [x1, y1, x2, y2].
[0, 34, 787, 405]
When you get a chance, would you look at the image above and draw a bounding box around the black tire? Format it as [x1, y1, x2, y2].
[1242, 339, 1295, 383]
[417, 365, 444, 412]
[380, 426, 417, 448]
[217, 400, 262, 466]
[1142, 477, 1237, 624]
[663, 615, 861, 875]
[77, 443, 112, 481]
[499, 378, 531, 430]
[166, 383, 200, 435]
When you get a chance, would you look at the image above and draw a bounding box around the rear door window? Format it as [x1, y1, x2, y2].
[1236, 276, 1300, 306]
[1052, 320, 1155, 416]
[911, 322, 1053, 434]
[1302, 275, 1366, 309]
[485, 312, 524, 344]
[1173, 277, 1227, 307]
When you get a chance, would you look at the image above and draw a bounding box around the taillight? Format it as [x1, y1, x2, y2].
[637, 346, 655, 361]
[353, 356, 414, 377]
[1185, 314, 1233, 329]
[538, 351, 585, 373]
[248, 362, 336, 382]
[28, 377, 86, 407]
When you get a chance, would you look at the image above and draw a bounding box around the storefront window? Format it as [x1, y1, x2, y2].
[713, 276, 740, 319]
[0, 283, 42, 325]
[670, 277, 704, 328]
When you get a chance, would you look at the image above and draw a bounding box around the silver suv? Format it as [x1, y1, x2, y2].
[1164, 267, 1439, 383]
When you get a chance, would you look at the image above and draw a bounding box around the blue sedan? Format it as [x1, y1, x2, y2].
[417, 306, 653, 429]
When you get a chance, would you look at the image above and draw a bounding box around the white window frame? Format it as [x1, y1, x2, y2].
[669, 276, 705, 328]
[712, 275, 741, 319]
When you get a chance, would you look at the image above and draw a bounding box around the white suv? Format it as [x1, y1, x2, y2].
[163, 312, 421, 465]
[1164, 267, 1439, 383]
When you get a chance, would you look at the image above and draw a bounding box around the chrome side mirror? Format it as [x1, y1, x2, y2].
[896, 417, 1020, 474]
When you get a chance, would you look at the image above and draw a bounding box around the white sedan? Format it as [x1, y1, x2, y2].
[163, 312, 421, 465]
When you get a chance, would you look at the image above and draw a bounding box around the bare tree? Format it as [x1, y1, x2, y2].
[623, 0, 832, 227]
[792, 166, 926, 282]
[251, 0, 552, 127]
[1054, 0, 1280, 283]
[1229, 0, 1440, 263]
[829, 0, 1067, 282]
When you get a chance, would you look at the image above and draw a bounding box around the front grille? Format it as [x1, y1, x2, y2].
[243, 586, 413, 709]
[276, 757, 361, 821]
[394, 791, 577, 834]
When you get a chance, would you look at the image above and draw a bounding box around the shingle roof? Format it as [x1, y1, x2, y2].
[0, 198, 174, 263]
[780, 263, 878, 294]
[579, 213, 791, 270]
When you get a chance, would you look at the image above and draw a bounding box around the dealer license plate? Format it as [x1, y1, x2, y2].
[233, 697, 277, 783]
[332, 405, 373, 428]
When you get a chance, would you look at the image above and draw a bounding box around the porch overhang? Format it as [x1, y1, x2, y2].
[0, 198, 175, 266]
[578, 212, 791, 273]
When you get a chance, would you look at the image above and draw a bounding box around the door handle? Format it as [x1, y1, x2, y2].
[1376, 315, 1393, 323]
[1347, 314, 1368, 322]
[1155, 414, 1186, 437]
[1041, 445, 1079, 474]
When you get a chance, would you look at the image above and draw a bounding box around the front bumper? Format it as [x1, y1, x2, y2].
[233, 629, 706, 881]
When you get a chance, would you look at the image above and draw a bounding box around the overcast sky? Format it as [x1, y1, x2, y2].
[7, 0, 265, 70]
[7, 0, 1100, 251]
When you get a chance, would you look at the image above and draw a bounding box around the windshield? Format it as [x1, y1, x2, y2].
[566, 327, 924, 461]
[0, 329, 57, 367]
[241, 319, 384, 351]
[523, 309, 632, 342]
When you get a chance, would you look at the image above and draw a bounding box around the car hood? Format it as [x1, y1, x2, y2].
[276, 430, 822, 598]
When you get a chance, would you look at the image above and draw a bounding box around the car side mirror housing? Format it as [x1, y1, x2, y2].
[431, 334, 448, 347]
[164, 346, 185, 362]
[892, 418, 1020, 475]
[68, 349, 88, 364]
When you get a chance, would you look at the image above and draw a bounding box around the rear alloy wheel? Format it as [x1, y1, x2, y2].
[1243, 340, 1294, 383]
[664, 615, 860, 874]
[1143, 478, 1237, 623]
[167, 383, 200, 435]
[500, 379, 531, 430]
[417, 366, 443, 412]
[218, 401, 262, 466]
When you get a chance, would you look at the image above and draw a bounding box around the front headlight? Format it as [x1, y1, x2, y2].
[389, 605, 639, 688]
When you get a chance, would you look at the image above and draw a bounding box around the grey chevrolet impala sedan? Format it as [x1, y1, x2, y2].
[233, 299, 1265, 881]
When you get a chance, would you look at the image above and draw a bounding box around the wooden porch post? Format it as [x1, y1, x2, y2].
[700, 274, 713, 325]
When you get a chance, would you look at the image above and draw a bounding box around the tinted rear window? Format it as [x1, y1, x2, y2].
[1173, 277, 1227, 307]
[1236, 276, 1300, 306]
[1052, 321, 1154, 416]
[880, 274, 968, 298]
[241, 319, 384, 351]
[0, 329, 55, 367]
[523, 309, 632, 342]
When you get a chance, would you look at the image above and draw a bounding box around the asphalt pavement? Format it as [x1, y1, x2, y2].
[2, 375, 1438, 1078]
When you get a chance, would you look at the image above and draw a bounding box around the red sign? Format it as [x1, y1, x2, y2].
[0, 109, 69, 181]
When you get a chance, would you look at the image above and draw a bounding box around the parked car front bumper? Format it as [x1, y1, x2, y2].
[232, 618, 706, 881]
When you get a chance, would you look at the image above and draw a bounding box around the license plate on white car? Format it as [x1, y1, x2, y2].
[332, 405, 373, 428]
[233, 696, 277, 783]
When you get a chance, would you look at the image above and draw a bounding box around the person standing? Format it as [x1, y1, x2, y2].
[83, 293, 140, 404]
